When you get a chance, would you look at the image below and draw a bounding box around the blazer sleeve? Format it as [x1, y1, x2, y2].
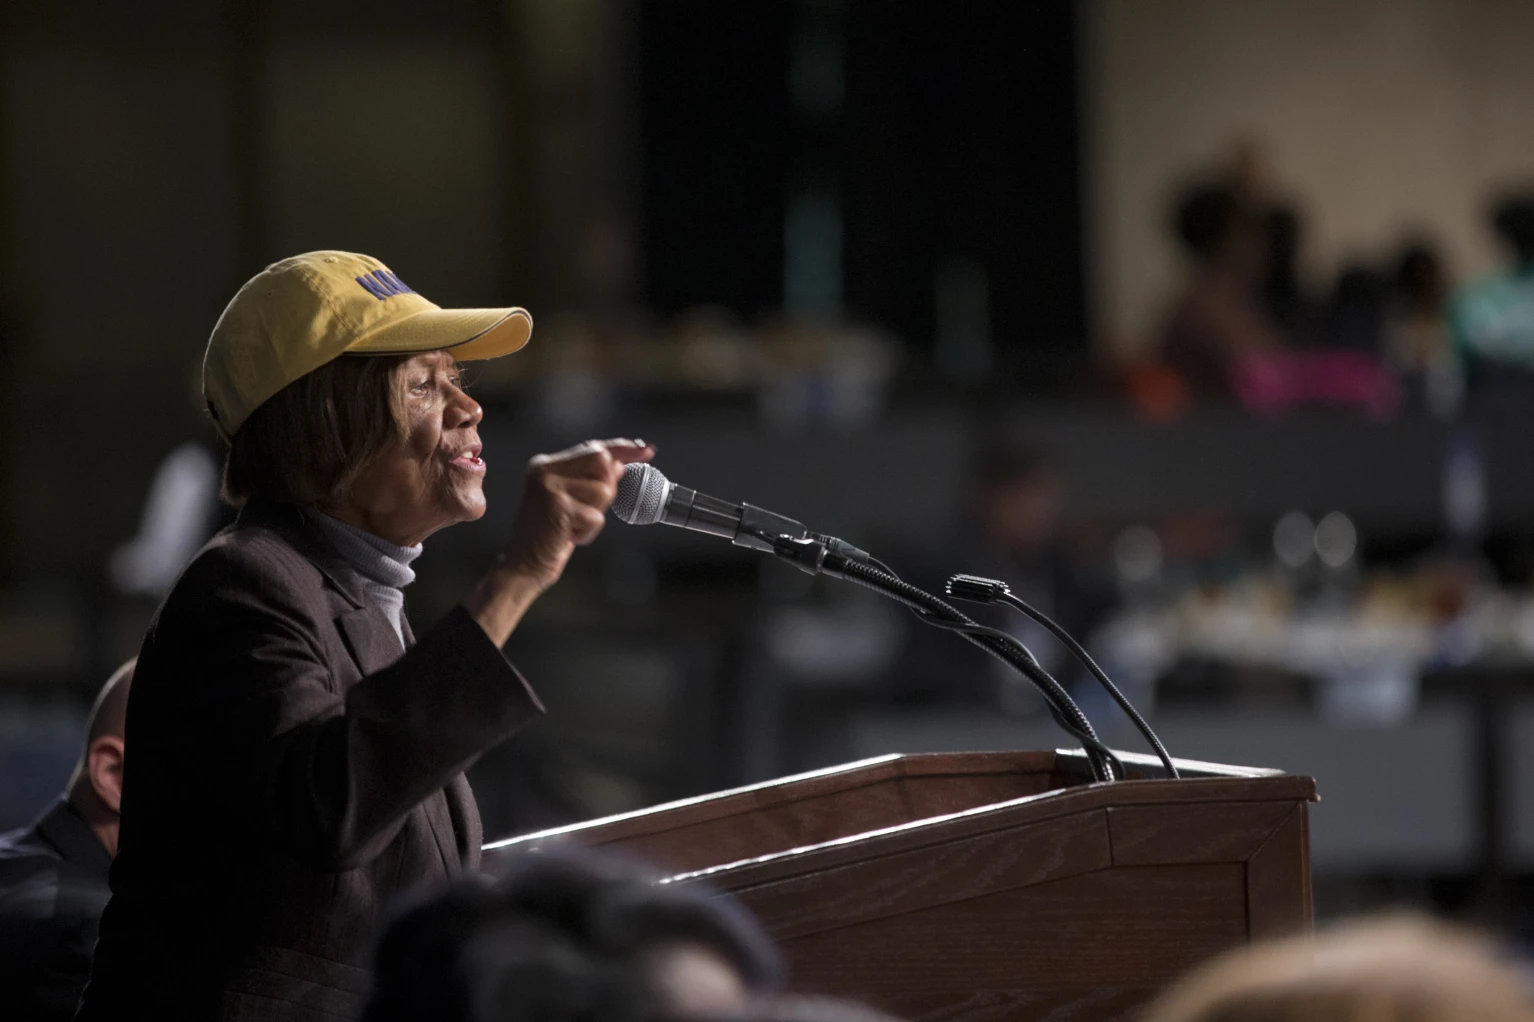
[166, 547, 544, 871]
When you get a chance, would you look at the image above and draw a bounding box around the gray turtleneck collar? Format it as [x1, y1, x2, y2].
[309, 512, 422, 646]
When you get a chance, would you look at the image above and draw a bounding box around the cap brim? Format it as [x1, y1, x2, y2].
[346, 306, 533, 361]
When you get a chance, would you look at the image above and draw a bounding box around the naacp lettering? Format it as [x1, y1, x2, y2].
[355, 269, 416, 300]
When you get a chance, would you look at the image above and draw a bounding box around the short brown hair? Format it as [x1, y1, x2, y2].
[1142, 915, 1534, 1022]
[221, 354, 410, 509]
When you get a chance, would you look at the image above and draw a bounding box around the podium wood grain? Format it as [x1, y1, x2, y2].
[486, 751, 1316, 1022]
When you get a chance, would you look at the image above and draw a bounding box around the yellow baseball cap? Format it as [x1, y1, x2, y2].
[203, 250, 532, 438]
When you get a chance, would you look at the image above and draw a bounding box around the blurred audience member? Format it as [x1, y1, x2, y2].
[1451, 192, 1534, 374]
[360, 848, 781, 1022]
[1324, 263, 1390, 353]
[1261, 204, 1315, 340]
[896, 442, 1105, 708]
[1142, 915, 1534, 1022]
[1388, 243, 1451, 366]
[1161, 181, 1285, 399]
[0, 660, 134, 1022]
[1386, 241, 1459, 413]
[719, 996, 906, 1022]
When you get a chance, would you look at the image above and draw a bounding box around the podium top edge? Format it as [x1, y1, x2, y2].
[484, 749, 1304, 854]
[484, 754, 905, 851]
[1054, 747, 1287, 778]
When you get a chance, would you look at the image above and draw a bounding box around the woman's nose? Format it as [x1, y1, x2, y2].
[447, 389, 482, 429]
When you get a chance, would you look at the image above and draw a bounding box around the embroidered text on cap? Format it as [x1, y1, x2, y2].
[356, 270, 416, 301]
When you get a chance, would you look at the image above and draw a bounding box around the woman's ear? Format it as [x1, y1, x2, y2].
[88, 734, 126, 815]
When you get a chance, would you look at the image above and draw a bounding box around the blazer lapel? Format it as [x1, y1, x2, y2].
[336, 606, 405, 675]
[242, 501, 465, 876]
[445, 775, 482, 871]
[243, 502, 402, 672]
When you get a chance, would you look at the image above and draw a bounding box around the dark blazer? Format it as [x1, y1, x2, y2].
[77, 502, 544, 1022]
[0, 798, 113, 1022]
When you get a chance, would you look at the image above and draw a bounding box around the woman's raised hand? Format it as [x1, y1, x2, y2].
[464, 438, 654, 646]
[505, 439, 655, 586]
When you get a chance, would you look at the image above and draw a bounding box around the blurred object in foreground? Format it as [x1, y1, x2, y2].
[1142, 915, 1534, 1022]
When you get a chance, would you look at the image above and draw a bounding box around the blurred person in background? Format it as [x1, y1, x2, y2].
[1160, 181, 1286, 399]
[1141, 915, 1534, 1022]
[1451, 192, 1534, 381]
[1323, 263, 1390, 353]
[110, 358, 230, 599]
[78, 251, 656, 1022]
[1385, 240, 1459, 413]
[1260, 204, 1316, 341]
[360, 848, 781, 1022]
[895, 442, 1105, 708]
[0, 659, 133, 1022]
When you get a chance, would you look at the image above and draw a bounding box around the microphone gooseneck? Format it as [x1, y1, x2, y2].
[608, 463, 1163, 783]
[948, 574, 1179, 779]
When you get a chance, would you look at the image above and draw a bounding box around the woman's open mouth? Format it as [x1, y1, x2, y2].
[450, 444, 486, 473]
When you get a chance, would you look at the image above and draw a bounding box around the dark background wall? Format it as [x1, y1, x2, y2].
[640, 0, 1085, 355]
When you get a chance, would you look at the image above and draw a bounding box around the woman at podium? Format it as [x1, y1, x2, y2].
[79, 250, 653, 1022]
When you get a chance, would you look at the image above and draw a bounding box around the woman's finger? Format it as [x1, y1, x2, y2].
[569, 506, 608, 546]
[529, 440, 654, 483]
[608, 442, 656, 466]
[559, 478, 617, 511]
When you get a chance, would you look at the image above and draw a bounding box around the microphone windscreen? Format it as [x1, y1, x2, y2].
[612, 463, 670, 525]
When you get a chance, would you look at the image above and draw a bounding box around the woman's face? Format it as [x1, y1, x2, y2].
[342, 351, 487, 546]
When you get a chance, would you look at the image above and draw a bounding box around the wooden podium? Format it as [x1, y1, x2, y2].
[484, 750, 1316, 1022]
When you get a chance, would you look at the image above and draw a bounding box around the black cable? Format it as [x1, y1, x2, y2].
[901, 611, 1127, 779]
[822, 555, 1118, 782]
[860, 554, 1125, 778]
[870, 556, 1046, 672]
[762, 532, 1118, 780]
[995, 591, 1178, 779]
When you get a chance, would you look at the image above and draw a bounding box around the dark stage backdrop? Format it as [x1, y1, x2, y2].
[639, 0, 1085, 356]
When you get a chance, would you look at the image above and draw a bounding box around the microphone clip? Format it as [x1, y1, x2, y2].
[946, 574, 1012, 603]
[770, 534, 829, 575]
[764, 533, 872, 577]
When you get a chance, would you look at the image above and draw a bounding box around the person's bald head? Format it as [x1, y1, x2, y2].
[86, 658, 134, 745]
[68, 659, 135, 856]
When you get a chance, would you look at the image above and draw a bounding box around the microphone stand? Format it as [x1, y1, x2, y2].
[760, 530, 1121, 784]
[947, 575, 1179, 779]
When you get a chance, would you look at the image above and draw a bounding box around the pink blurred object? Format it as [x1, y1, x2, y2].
[1231, 350, 1401, 417]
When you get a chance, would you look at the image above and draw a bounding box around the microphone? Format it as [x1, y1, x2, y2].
[611, 463, 869, 563]
[611, 463, 809, 553]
